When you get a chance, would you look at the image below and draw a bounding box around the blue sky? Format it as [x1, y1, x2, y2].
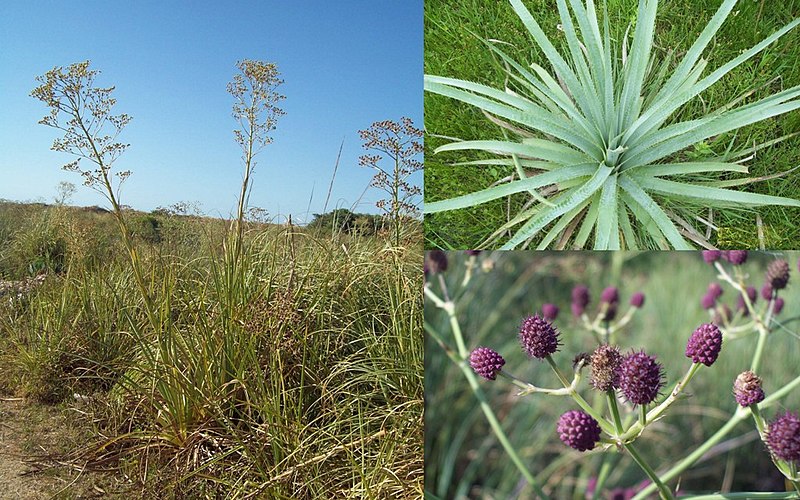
[0, 1, 422, 223]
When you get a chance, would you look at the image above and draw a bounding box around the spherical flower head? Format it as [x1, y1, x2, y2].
[590, 344, 621, 392]
[541, 303, 559, 322]
[733, 370, 765, 407]
[630, 292, 645, 308]
[469, 347, 505, 380]
[685, 323, 723, 366]
[600, 286, 619, 304]
[746, 286, 757, 303]
[519, 314, 561, 359]
[572, 285, 590, 308]
[725, 250, 748, 265]
[426, 250, 448, 274]
[557, 410, 601, 451]
[618, 350, 664, 405]
[761, 283, 774, 301]
[703, 250, 722, 263]
[767, 412, 800, 462]
[700, 293, 716, 310]
[707, 282, 724, 300]
[774, 297, 785, 315]
[767, 259, 790, 290]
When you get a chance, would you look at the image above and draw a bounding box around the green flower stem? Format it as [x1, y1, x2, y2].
[607, 392, 624, 436]
[498, 371, 572, 396]
[634, 372, 800, 500]
[425, 288, 549, 499]
[546, 356, 616, 435]
[621, 363, 701, 442]
[750, 326, 769, 373]
[591, 453, 618, 500]
[639, 405, 647, 428]
[623, 442, 675, 500]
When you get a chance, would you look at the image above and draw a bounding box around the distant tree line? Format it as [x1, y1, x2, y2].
[308, 209, 389, 236]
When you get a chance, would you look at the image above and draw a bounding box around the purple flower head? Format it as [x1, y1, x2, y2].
[746, 286, 758, 303]
[707, 282, 724, 300]
[767, 260, 790, 290]
[426, 250, 448, 274]
[557, 410, 601, 451]
[571, 302, 585, 317]
[761, 283, 774, 301]
[618, 350, 664, 405]
[686, 323, 723, 366]
[541, 303, 559, 322]
[724, 250, 748, 265]
[767, 412, 800, 462]
[733, 371, 765, 407]
[703, 250, 723, 263]
[469, 347, 505, 381]
[630, 292, 645, 308]
[465, 250, 481, 256]
[774, 297, 785, 315]
[700, 293, 716, 310]
[600, 286, 619, 304]
[572, 285, 590, 308]
[590, 344, 621, 392]
[519, 314, 561, 359]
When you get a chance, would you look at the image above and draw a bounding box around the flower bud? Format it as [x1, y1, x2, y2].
[426, 250, 448, 274]
[724, 250, 748, 265]
[469, 347, 505, 381]
[557, 410, 601, 451]
[701, 293, 716, 310]
[767, 412, 800, 462]
[707, 283, 723, 300]
[702, 250, 722, 263]
[541, 303, 559, 322]
[630, 292, 645, 308]
[774, 297, 785, 315]
[572, 285, 590, 308]
[685, 323, 723, 366]
[600, 286, 619, 304]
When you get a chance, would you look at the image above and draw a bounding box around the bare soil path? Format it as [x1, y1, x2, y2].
[0, 398, 60, 499]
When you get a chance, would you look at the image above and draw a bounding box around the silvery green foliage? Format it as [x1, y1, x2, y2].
[425, 0, 800, 249]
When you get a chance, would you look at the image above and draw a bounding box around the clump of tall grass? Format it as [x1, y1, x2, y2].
[1, 59, 424, 497]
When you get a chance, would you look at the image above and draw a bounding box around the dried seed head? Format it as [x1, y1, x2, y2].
[685, 323, 723, 366]
[767, 412, 800, 462]
[557, 410, 601, 452]
[767, 260, 790, 290]
[733, 371, 765, 407]
[590, 344, 621, 392]
[469, 347, 505, 381]
[518, 314, 560, 359]
[618, 351, 664, 405]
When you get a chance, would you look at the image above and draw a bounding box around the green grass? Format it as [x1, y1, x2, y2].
[0, 202, 423, 498]
[424, 0, 800, 249]
[425, 251, 800, 498]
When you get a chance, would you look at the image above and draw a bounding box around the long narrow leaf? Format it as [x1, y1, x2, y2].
[435, 139, 592, 165]
[618, 174, 693, 249]
[632, 176, 800, 207]
[425, 164, 596, 213]
[594, 174, 620, 249]
[501, 164, 612, 249]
